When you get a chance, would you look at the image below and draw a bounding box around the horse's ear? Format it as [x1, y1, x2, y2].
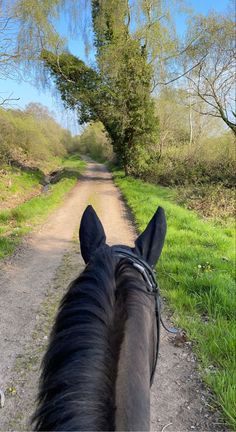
[79, 205, 106, 263]
[134, 207, 166, 267]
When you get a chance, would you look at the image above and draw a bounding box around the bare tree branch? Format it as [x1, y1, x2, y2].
[153, 54, 208, 89]
[0, 92, 20, 106]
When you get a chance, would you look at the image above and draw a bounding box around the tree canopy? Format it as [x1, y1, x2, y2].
[1, 0, 235, 172]
[182, 12, 236, 135]
[42, 0, 159, 174]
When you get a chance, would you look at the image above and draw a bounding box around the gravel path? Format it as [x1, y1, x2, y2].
[0, 161, 227, 431]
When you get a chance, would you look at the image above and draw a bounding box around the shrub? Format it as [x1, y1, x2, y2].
[71, 122, 114, 162]
[142, 156, 236, 188]
[0, 104, 69, 166]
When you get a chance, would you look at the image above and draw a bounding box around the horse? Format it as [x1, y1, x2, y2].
[32, 204, 167, 431]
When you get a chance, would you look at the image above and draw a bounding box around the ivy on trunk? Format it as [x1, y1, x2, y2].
[42, 0, 159, 175]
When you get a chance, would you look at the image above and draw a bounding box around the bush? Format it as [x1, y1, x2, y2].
[69, 122, 114, 162]
[176, 184, 235, 221]
[142, 156, 236, 188]
[0, 104, 69, 166]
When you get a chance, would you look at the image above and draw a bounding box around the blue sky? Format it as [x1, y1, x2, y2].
[0, 0, 230, 135]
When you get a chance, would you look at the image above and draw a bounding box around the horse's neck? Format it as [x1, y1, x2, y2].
[115, 300, 154, 431]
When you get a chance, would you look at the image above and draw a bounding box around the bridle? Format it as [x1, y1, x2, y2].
[112, 246, 178, 386]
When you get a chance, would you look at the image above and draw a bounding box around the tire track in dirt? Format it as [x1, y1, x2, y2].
[0, 161, 227, 431]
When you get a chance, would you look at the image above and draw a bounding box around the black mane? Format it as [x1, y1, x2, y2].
[32, 248, 157, 431]
[33, 245, 123, 431]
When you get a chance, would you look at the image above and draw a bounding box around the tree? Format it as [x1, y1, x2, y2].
[42, 0, 159, 175]
[76, 122, 113, 161]
[183, 13, 236, 135]
[155, 87, 190, 156]
[1, 0, 185, 172]
[0, 14, 21, 104]
[0, 0, 83, 105]
[0, 103, 67, 163]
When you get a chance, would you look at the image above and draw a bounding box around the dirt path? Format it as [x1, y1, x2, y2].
[0, 161, 227, 431]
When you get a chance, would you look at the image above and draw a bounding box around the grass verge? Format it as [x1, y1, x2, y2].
[0, 166, 43, 210]
[175, 184, 235, 224]
[113, 170, 235, 430]
[0, 155, 85, 259]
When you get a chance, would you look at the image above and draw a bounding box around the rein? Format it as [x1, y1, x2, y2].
[112, 246, 178, 386]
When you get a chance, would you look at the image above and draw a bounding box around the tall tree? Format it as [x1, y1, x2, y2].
[182, 13, 236, 135]
[1, 0, 184, 171]
[0, 0, 84, 93]
[42, 0, 159, 174]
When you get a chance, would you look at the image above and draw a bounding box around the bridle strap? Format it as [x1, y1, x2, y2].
[112, 246, 178, 386]
[112, 247, 157, 292]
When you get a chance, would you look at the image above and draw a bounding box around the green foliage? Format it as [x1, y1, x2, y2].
[74, 122, 114, 162]
[112, 169, 235, 429]
[0, 166, 42, 209]
[1, 0, 82, 78]
[40, 50, 101, 124]
[144, 87, 236, 189]
[42, 0, 159, 175]
[155, 87, 190, 151]
[61, 132, 81, 155]
[175, 184, 235, 222]
[131, 0, 182, 83]
[0, 178, 74, 258]
[0, 103, 70, 166]
[0, 154, 85, 259]
[142, 155, 236, 187]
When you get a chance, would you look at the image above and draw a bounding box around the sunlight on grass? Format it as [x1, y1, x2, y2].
[0, 155, 86, 259]
[113, 169, 236, 430]
[0, 166, 43, 208]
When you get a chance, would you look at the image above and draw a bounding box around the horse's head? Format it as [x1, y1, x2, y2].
[79, 204, 167, 268]
[33, 204, 167, 432]
[78, 205, 167, 430]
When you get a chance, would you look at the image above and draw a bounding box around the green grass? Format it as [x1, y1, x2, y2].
[0, 166, 43, 207]
[113, 170, 235, 430]
[62, 153, 87, 168]
[0, 155, 85, 259]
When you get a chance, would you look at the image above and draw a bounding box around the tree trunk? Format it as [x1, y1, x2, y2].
[124, 164, 129, 176]
[188, 87, 193, 152]
[222, 118, 236, 137]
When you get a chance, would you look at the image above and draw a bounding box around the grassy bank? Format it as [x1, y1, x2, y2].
[0, 154, 74, 211]
[0, 167, 43, 210]
[175, 184, 235, 224]
[113, 170, 235, 429]
[0, 155, 85, 259]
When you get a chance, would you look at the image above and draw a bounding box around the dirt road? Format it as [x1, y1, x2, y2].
[0, 161, 227, 431]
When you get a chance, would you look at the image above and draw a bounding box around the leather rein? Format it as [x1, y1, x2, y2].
[112, 246, 178, 386]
